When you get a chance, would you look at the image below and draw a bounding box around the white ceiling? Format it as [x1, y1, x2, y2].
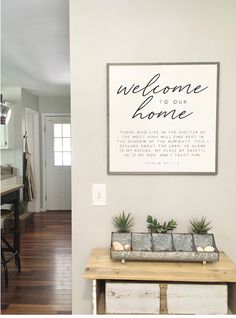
[1, 0, 70, 96]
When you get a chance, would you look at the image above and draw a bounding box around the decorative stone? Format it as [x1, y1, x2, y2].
[193, 234, 215, 250]
[124, 244, 131, 251]
[204, 246, 215, 252]
[196, 246, 204, 252]
[112, 233, 131, 246]
[113, 241, 124, 251]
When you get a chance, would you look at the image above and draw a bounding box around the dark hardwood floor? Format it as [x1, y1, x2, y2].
[1, 211, 71, 315]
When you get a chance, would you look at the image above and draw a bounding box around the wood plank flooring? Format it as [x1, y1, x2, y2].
[1, 211, 72, 315]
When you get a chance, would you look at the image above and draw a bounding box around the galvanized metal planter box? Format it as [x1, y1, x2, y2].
[110, 232, 219, 263]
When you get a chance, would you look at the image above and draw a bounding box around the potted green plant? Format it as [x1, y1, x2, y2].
[111, 211, 135, 251]
[190, 216, 212, 234]
[147, 215, 177, 233]
[147, 215, 177, 251]
[190, 217, 215, 252]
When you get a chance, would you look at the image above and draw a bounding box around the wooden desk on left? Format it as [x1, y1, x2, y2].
[1, 183, 23, 272]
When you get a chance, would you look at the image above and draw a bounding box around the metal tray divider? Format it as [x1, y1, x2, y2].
[192, 233, 197, 251]
[151, 233, 154, 252]
[171, 232, 176, 252]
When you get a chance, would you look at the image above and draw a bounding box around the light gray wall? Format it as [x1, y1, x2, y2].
[70, 0, 236, 314]
[39, 96, 70, 114]
[21, 88, 39, 112]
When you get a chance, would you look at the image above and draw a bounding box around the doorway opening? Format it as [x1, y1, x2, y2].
[42, 114, 71, 211]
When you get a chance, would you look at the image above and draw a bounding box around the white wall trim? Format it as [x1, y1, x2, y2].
[25, 107, 40, 212]
[41, 113, 70, 211]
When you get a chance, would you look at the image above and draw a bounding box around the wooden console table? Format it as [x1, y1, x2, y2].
[84, 248, 236, 315]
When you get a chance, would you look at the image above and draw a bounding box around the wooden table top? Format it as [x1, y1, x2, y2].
[84, 248, 236, 283]
[0, 183, 23, 196]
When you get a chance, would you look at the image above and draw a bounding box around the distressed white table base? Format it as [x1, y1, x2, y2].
[106, 281, 227, 314]
[92, 280, 228, 315]
[92, 279, 97, 315]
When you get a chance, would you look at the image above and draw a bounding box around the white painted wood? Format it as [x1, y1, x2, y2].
[45, 116, 71, 210]
[106, 281, 160, 314]
[25, 111, 35, 212]
[25, 108, 40, 212]
[92, 279, 97, 315]
[105, 281, 227, 315]
[167, 283, 228, 315]
[41, 113, 70, 211]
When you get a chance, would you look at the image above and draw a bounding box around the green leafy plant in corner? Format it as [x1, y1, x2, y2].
[112, 211, 135, 233]
[147, 215, 177, 233]
[190, 216, 212, 234]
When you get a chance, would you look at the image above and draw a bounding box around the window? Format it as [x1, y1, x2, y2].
[54, 123, 71, 166]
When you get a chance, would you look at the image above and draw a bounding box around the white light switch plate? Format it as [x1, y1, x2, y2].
[92, 184, 106, 206]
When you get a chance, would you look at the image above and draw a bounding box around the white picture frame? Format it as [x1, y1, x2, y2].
[107, 63, 219, 174]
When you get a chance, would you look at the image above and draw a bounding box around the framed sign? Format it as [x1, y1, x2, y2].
[107, 63, 219, 174]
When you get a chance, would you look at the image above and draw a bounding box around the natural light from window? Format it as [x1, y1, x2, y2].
[54, 123, 71, 166]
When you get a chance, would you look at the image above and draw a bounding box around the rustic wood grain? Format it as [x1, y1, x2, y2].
[106, 281, 160, 314]
[167, 283, 227, 314]
[84, 249, 236, 283]
[105, 281, 227, 315]
[159, 283, 168, 314]
[0, 184, 23, 196]
[1, 211, 71, 315]
[229, 283, 236, 314]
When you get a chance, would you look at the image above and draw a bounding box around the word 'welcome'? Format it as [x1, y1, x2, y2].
[116, 73, 208, 120]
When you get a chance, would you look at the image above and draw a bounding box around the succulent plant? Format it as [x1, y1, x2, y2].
[161, 219, 177, 233]
[190, 217, 212, 234]
[147, 215, 160, 233]
[112, 211, 135, 233]
[147, 215, 177, 233]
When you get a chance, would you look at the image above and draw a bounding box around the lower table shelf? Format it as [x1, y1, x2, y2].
[105, 280, 227, 314]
